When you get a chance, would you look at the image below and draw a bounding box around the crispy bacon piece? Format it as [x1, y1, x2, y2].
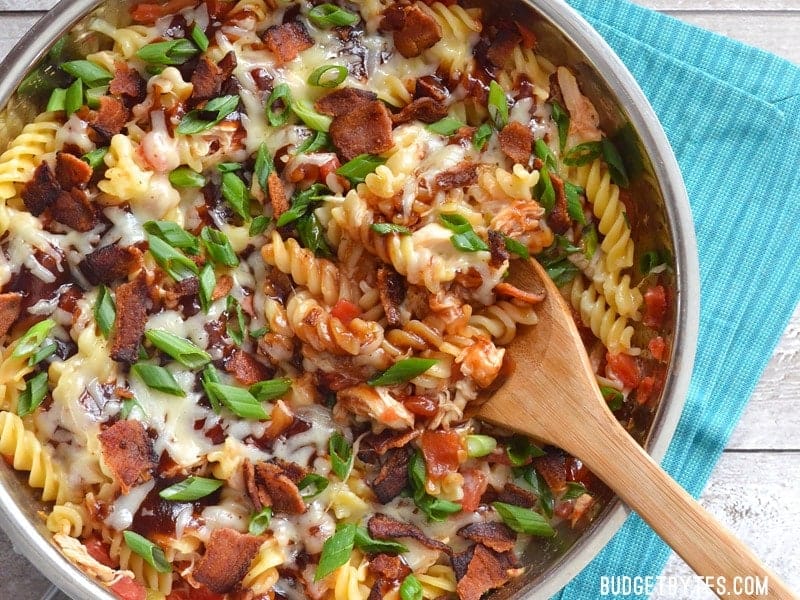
[532, 452, 566, 494]
[415, 75, 448, 102]
[193, 528, 264, 594]
[420, 430, 462, 481]
[368, 514, 452, 555]
[211, 274, 233, 302]
[267, 172, 289, 219]
[110, 276, 149, 364]
[391, 97, 448, 125]
[381, 4, 442, 58]
[97, 420, 155, 494]
[457, 522, 516, 553]
[460, 469, 489, 512]
[369, 447, 410, 504]
[377, 266, 406, 327]
[455, 544, 517, 600]
[0, 293, 22, 338]
[315, 88, 378, 117]
[243, 460, 307, 514]
[368, 553, 410, 580]
[261, 21, 313, 65]
[547, 172, 571, 234]
[358, 429, 420, 463]
[482, 482, 537, 508]
[329, 100, 394, 161]
[486, 26, 523, 68]
[434, 162, 478, 191]
[109, 62, 147, 105]
[225, 349, 273, 386]
[82, 244, 138, 285]
[55, 152, 92, 190]
[499, 122, 533, 165]
[89, 96, 129, 144]
[487, 230, 509, 268]
[51, 188, 97, 232]
[21, 163, 60, 216]
[191, 52, 237, 102]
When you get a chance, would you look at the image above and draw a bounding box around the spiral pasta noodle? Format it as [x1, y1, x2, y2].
[0, 112, 60, 203]
[418, 2, 482, 76]
[567, 275, 636, 353]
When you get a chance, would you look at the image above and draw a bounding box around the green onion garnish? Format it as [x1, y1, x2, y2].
[177, 94, 239, 135]
[336, 154, 386, 184]
[400, 574, 423, 600]
[439, 213, 488, 253]
[17, 372, 49, 418]
[46, 88, 67, 112]
[190, 23, 209, 52]
[144, 220, 200, 254]
[82, 147, 108, 170]
[220, 171, 251, 221]
[168, 166, 206, 188]
[145, 330, 210, 369]
[198, 263, 216, 314]
[147, 234, 199, 281]
[472, 122, 493, 150]
[13, 320, 56, 359]
[136, 39, 199, 66]
[266, 83, 293, 127]
[465, 434, 497, 458]
[122, 531, 171, 573]
[248, 507, 273, 535]
[94, 285, 116, 338]
[368, 357, 438, 386]
[329, 432, 353, 480]
[492, 502, 555, 537]
[249, 378, 292, 402]
[308, 3, 360, 28]
[131, 363, 185, 397]
[64, 78, 83, 116]
[201, 227, 239, 267]
[371, 223, 412, 236]
[315, 523, 356, 581]
[291, 99, 332, 132]
[488, 80, 509, 129]
[159, 476, 223, 501]
[60, 60, 113, 86]
[426, 116, 464, 136]
[308, 64, 348, 88]
[205, 382, 268, 419]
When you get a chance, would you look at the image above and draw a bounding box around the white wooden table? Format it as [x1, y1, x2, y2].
[0, 1, 797, 599]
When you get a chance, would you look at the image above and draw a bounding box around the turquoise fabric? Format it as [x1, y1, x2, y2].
[552, 1, 800, 598]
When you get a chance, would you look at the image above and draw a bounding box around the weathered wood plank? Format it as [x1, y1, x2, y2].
[0, 15, 43, 62]
[654, 452, 800, 599]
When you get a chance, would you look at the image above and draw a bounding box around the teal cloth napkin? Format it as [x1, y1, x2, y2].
[552, 1, 800, 598]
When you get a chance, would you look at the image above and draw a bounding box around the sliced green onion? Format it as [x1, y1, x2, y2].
[535, 167, 555, 212]
[254, 143, 274, 194]
[329, 432, 353, 480]
[336, 154, 386, 184]
[249, 215, 271, 237]
[565, 181, 586, 225]
[144, 220, 200, 254]
[82, 147, 108, 170]
[122, 531, 171, 573]
[551, 101, 569, 151]
[61, 60, 113, 86]
[368, 358, 438, 386]
[353, 527, 407, 555]
[506, 435, 545, 466]
[426, 116, 464, 136]
[298, 473, 328, 499]
[136, 39, 199, 65]
[248, 507, 273, 535]
[85, 86, 108, 110]
[217, 162, 241, 173]
[202, 364, 222, 414]
[198, 263, 216, 313]
[147, 234, 199, 281]
[13, 320, 56, 359]
[249, 378, 292, 402]
[266, 83, 293, 127]
[159, 476, 223, 501]
[472, 122, 493, 150]
[221, 171, 251, 221]
[582, 224, 598, 259]
[132, 363, 185, 397]
[563, 141, 603, 167]
[169, 166, 206, 188]
[415, 494, 462, 521]
[534, 139, 557, 171]
[400, 574, 423, 600]
[177, 94, 239, 135]
[94, 285, 116, 338]
[291, 99, 332, 132]
[308, 64, 348, 88]
[371, 223, 411, 236]
[600, 385, 624, 411]
[295, 130, 330, 154]
[145, 330, 210, 369]
[206, 382, 268, 419]
[465, 434, 497, 458]
[315, 523, 356, 581]
[562, 481, 590, 500]
[640, 250, 667, 275]
[492, 502, 555, 537]
[503, 234, 530, 260]
[308, 3, 360, 28]
[276, 183, 327, 226]
[29, 342, 57, 367]
[488, 80, 508, 129]
[64, 78, 83, 116]
[438, 213, 472, 233]
[297, 213, 332, 258]
[119, 396, 146, 420]
[46, 88, 66, 112]
[17, 371, 49, 418]
[601, 138, 629, 187]
[190, 23, 209, 52]
[250, 326, 269, 338]
[439, 213, 488, 252]
[225, 295, 247, 346]
[201, 227, 239, 267]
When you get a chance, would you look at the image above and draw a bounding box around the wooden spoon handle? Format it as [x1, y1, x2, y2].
[576, 422, 797, 600]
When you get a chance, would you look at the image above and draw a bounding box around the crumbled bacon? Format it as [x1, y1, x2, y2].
[486, 26, 523, 68]
[267, 172, 289, 219]
[369, 447, 410, 504]
[483, 482, 537, 508]
[109, 62, 147, 105]
[262, 400, 294, 440]
[381, 4, 442, 58]
[455, 544, 517, 600]
[434, 162, 478, 191]
[193, 528, 264, 594]
[460, 469, 489, 512]
[315, 88, 378, 117]
[51, 188, 97, 232]
[547, 172, 571, 234]
[97, 420, 155, 494]
[458, 522, 516, 553]
[82, 244, 138, 285]
[391, 97, 448, 125]
[377, 266, 406, 327]
[211, 274, 233, 302]
[499, 122, 532, 165]
[225, 349, 274, 386]
[21, 163, 60, 216]
[0, 293, 21, 338]
[131, 0, 198, 24]
[110, 276, 149, 364]
[191, 52, 237, 102]
[329, 100, 394, 161]
[358, 429, 420, 463]
[487, 230, 509, 268]
[55, 152, 92, 190]
[243, 460, 307, 514]
[420, 430, 462, 481]
[261, 21, 313, 65]
[532, 453, 566, 494]
[368, 553, 410, 579]
[368, 514, 452, 555]
[89, 96, 129, 143]
[414, 75, 448, 102]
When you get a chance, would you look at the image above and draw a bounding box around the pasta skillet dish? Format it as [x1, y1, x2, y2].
[0, 0, 672, 598]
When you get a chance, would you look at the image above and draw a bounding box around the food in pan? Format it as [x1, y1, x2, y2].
[0, 0, 672, 598]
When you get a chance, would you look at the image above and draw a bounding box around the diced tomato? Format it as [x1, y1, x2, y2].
[606, 352, 640, 389]
[515, 23, 537, 49]
[402, 395, 438, 417]
[636, 376, 656, 406]
[206, 0, 234, 19]
[319, 157, 341, 182]
[331, 299, 361, 325]
[643, 285, 668, 329]
[85, 537, 114, 567]
[565, 457, 592, 486]
[460, 469, 488, 512]
[131, 0, 197, 23]
[110, 576, 146, 600]
[648, 336, 667, 361]
[421, 430, 462, 480]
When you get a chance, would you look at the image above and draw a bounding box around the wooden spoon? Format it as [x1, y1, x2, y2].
[477, 258, 797, 600]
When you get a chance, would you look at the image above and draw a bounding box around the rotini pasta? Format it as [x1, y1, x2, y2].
[0, 112, 60, 203]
